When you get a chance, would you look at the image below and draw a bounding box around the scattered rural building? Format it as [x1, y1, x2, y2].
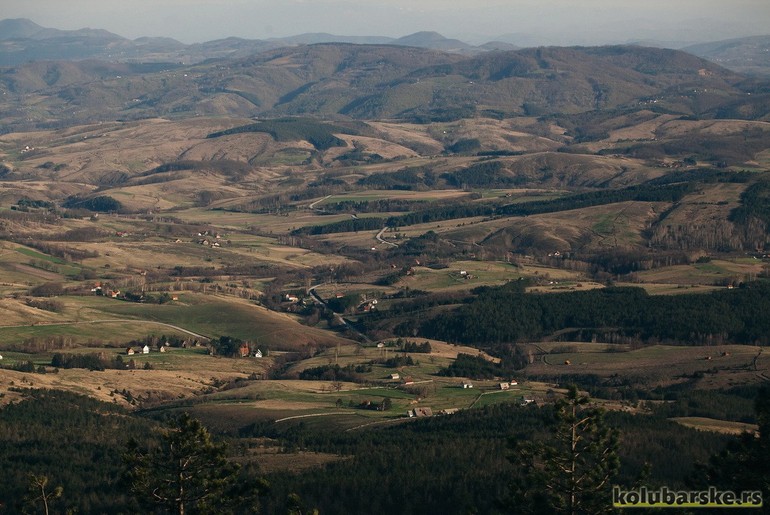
[509, 379, 518, 386]
[254, 349, 263, 358]
[358, 300, 378, 313]
[239, 342, 250, 358]
[390, 373, 400, 380]
[284, 294, 300, 303]
[499, 382, 510, 390]
[126, 348, 135, 355]
[142, 345, 150, 354]
[461, 382, 473, 389]
[521, 397, 536, 406]
[440, 408, 460, 415]
[407, 407, 433, 418]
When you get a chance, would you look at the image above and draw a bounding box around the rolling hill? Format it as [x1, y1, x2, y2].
[1, 41, 767, 135]
[685, 35, 770, 77]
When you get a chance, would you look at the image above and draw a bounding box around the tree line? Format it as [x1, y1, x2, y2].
[413, 280, 770, 347]
[3, 386, 768, 514]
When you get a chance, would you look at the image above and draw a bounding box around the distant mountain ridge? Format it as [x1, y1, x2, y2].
[1, 40, 767, 134]
[0, 18, 485, 66]
[0, 18, 46, 39]
[2, 18, 768, 76]
[685, 35, 770, 77]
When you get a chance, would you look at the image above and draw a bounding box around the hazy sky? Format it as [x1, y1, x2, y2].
[3, 0, 770, 46]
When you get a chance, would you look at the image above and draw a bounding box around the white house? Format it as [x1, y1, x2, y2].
[254, 349, 263, 358]
[142, 345, 150, 354]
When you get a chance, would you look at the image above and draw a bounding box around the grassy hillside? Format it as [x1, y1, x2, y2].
[0, 44, 763, 132]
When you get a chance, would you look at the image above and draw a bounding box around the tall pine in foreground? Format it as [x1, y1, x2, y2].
[506, 385, 620, 514]
[123, 413, 265, 515]
[702, 386, 770, 514]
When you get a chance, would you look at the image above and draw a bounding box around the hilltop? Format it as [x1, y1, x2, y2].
[685, 35, 770, 77]
[1, 42, 767, 134]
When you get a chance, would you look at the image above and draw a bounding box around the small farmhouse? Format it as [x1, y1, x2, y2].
[407, 407, 433, 418]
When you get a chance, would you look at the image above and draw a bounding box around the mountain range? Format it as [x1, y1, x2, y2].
[1, 18, 769, 78]
[1, 39, 768, 134]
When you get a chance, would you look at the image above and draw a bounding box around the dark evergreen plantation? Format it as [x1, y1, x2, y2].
[0, 390, 148, 513]
[0, 389, 752, 514]
[414, 281, 770, 347]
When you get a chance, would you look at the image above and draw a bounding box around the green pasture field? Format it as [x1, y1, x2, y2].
[13, 247, 66, 264]
[670, 417, 759, 435]
[470, 388, 532, 409]
[313, 189, 474, 205]
[81, 294, 348, 349]
[525, 343, 766, 388]
[284, 344, 455, 381]
[254, 148, 313, 166]
[177, 376, 556, 435]
[0, 263, 61, 289]
[397, 260, 523, 292]
[633, 259, 764, 285]
[0, 321, 193, 348]
[5, 246, 83, 279]
[614, 282, 722, 295]
[0, 293, 348, 350]
[174, 379, 534, 433]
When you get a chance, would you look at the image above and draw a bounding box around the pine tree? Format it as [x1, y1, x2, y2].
[25, 474, 63, 515]
[123, 413, 260, 515]
[507, 385, 620, 514]
[704, 387, 770, 513]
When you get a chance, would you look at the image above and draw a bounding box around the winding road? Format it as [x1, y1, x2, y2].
[307, 283, 372, 344]
[3, 319, 210, 341]
[376, 227, 399, 247]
